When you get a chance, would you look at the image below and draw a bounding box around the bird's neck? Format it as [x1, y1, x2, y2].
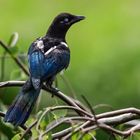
[46, 25, 68, 40]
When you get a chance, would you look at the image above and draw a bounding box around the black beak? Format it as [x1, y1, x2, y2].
[75, 15, 85, 21]
[71, 15, 85, 24]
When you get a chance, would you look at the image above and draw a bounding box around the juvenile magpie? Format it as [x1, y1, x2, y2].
[4, 13, 85, 126]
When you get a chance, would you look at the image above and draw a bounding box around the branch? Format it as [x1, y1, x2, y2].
[0, 111, 5, 117]
[42, 108, 140, 139]
[36, 105, 92, 131]
[1, 38, 140, 139]
[52, 127, 73, 139]
[97, 107, 140, 119]
[39, 116, 92, 139]
[0, 40, 29, 76]
[20, 120, 37, 140]
[0, 81, 25, 87]
[0, 80, 88, 116]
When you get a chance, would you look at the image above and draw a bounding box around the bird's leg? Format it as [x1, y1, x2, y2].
[45, 77, 60, 97]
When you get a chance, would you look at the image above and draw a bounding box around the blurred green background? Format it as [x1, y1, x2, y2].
[1, 0, 140, 114]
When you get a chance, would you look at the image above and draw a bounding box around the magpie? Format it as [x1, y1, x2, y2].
[4, 13, 85, 126]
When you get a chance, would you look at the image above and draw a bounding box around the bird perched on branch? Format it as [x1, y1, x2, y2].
[4, 13, 85, 126]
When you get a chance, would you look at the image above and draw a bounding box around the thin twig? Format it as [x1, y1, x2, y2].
[40, 116, 93, 139]
[81, 95, 95, 115]
[20, 120, 37, 140]
[0, 111, 5, 117]
[0, 40, 29, 75]
[42, 85, 86, 116]
[1, 51, 6, 81]
[81, 95, 98, 125]
[36, 105, 93, 133]
[52, 127, 73, 139]
[96, 107, 140, 119]
[0, 81, 25, 87]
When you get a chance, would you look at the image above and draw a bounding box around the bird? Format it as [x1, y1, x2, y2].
[4, 13, 85, 126]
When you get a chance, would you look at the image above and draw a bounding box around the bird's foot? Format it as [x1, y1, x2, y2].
[45, 85, 60, 97]
[51, 86, 59, 93]
[50, 87, 60, 97]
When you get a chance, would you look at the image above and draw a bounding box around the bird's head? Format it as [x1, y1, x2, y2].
[47, 13, 85, 39]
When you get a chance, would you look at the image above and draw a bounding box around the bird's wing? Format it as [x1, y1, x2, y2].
[28, 42, 70, 89]
[28, 49, 44, 89]
[42, 45, 70, 80]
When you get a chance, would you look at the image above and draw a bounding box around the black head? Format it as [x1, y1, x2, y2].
[47, 13, 85, 39]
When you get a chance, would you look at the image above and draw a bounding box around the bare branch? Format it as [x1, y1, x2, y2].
[40, 117, 92, 139]
[0, 40, 29, 75]
[20, 120, 37, 140]
[0, 111, 5, 117]
[0, 81, 25, 88]
[0, 80, 88, 116]
[35, 105, 93, 137]
[52, 127, 73, 139]
[97, 107, 140, 119]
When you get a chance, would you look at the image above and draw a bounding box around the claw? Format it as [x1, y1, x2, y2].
[45, 84, 59, 97]
[50, 87, 59, 97]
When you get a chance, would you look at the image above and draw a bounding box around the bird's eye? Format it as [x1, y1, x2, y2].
[64, 18, 69, 22]
[60, 18, 69, 24]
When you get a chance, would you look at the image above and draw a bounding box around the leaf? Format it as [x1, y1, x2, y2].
[82, 132, 96, 140]
[72, 132, 80, 140]
[0, 119, 15, 139]
[52, 109, 67, 120]
[40, 119, 48, 130]
[127, 132, 140, 140]
[37, 111, 54, 132]
[9, 47, 19, 55]
[26, 117, 36, 126]
[32, 128, 38, 139]
[36, 110, 43, 119]
[115, 133, 140, 140]
[8, 32, 19, 47]
[45, 117, 67, 134]
[0, 100, 7, 111]
[46, 132, 52, 140]
[12, 134, 22, 140]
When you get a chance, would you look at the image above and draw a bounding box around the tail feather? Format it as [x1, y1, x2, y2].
[4, 87, 40, 126]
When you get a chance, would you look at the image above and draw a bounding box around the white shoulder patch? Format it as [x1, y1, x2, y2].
[45, 46, 57, 56]
[35, 39, 44, 52]
[61, 42, 68, 48]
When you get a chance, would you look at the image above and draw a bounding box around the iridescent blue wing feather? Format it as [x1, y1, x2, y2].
[28, 43, 70, 82]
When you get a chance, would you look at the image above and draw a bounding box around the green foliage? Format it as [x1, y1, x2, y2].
[12, 134, 21, 140]
[115, 133, 140, 140]
[1, 0, 140, 139]
[10, 69, 22, 80]
[52, 109, 67, 119]
[1, 0, 140, 108]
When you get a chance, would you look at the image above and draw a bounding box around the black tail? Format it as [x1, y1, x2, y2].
[4, 85, 40, 126]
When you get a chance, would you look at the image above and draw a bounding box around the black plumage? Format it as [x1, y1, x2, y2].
[4, 13, 85, 126]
